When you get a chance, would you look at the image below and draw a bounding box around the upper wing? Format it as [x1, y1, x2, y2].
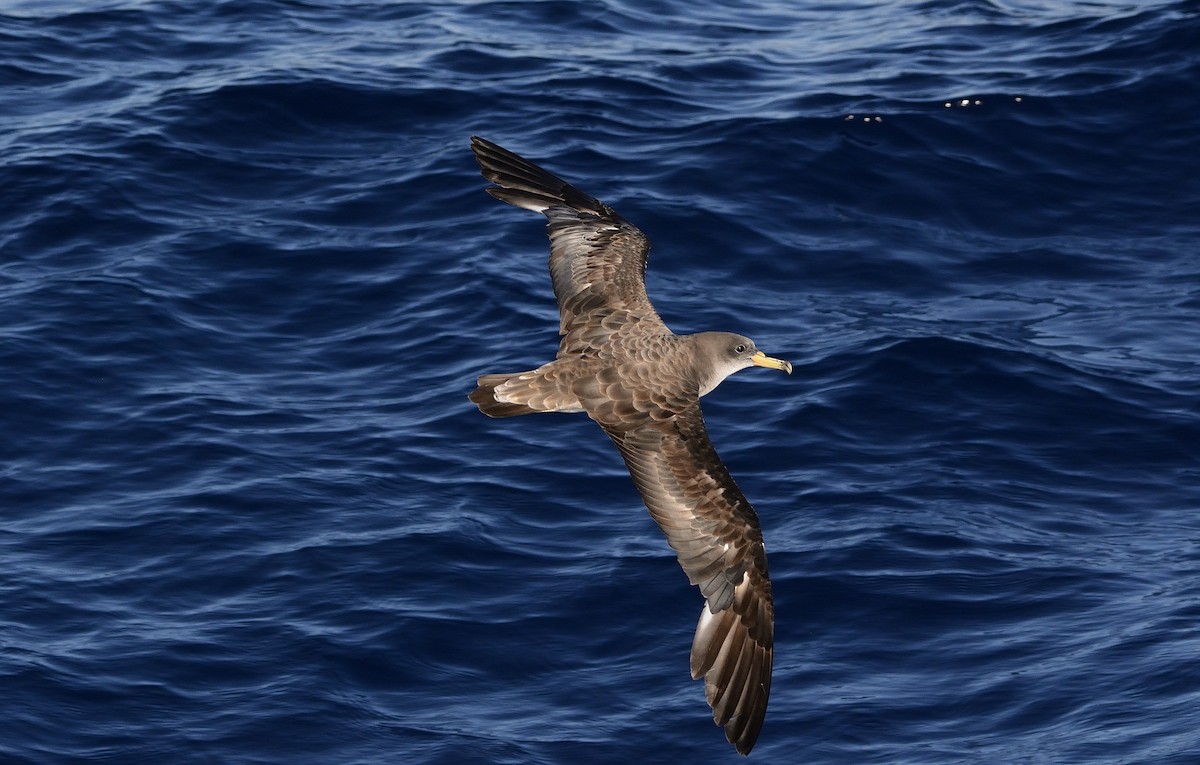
[602, 403, 774, 755]
[470, 136, 667, 353]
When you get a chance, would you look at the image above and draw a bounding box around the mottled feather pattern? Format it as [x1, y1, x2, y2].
[470, 136, 783, 754]
[544, 209, 661, 341]
[471, 365, 586, 417]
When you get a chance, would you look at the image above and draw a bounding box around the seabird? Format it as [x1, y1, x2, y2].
[467, 136, 791, 755]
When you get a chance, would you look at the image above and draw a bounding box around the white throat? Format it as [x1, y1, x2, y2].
[697, 356, 749, 397]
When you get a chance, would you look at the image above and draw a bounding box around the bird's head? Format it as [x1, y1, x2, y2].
[693, 332, 792, 397]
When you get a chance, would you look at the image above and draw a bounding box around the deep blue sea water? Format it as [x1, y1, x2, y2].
[3, 0, 1199, 762]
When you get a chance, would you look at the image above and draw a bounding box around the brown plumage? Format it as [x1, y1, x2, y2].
[467, 136, 792, 755]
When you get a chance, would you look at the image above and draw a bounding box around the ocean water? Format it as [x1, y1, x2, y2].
[2, 0, 1199, 762]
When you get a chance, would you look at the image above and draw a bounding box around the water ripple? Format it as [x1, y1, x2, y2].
[2, 0, 1199, 762]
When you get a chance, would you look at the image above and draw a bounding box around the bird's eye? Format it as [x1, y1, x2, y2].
[734, 344, 747, 354]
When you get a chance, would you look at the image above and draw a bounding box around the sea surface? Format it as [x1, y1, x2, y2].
[2, 1, 1199, 762]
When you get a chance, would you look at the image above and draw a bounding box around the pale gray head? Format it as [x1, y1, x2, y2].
[690, 331, 792, 397]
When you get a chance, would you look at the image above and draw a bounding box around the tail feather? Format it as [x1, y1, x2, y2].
[468, 369, 584, 418]
[470, 373, 541, 418]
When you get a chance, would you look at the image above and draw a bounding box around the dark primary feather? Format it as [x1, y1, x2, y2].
[469, 136, 777, 755]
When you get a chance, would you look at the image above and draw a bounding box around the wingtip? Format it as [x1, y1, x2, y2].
[469, 136, 608, 217]
[690, 589, 773, 755]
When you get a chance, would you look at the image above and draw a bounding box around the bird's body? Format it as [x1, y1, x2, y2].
[467, 136, 791, 755]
